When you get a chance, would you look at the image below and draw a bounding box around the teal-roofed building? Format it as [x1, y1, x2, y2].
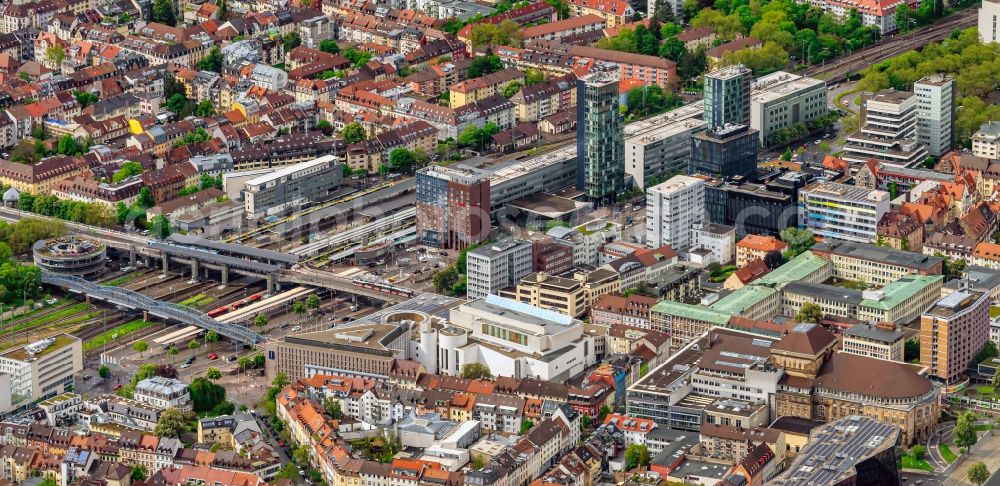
[753, 251, 832, 288]
[651, 300, 733, 349]
[858, 274, 944, 325]
[709, 286, 781, 321]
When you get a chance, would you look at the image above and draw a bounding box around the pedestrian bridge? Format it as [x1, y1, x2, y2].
[41, 272, 264, 345]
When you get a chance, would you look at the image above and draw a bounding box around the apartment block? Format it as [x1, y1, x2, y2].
[811, 240, 944, 287]
[646, 175, 705, 252]
[798, 182, 890, 243]
[466, 239, 533, 300]
[843, 89, 928, 167]
[921, 290, 990, 384]
[498, 272, 588, 317]
[449, 69, 524, 109]
[736, 235, 787, 267]
[914, 74, 955, 157]
[972, 121, 1000, 159]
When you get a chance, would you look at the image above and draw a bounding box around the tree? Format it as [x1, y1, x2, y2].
[293, 445, 310, 465]
[131, 465, 148, 481]
[137, 187, 155, 208]
[133, 340, 149, 357]
[154, 407, 186, 437]
[316, 120, 333, 135]
[293, 300, 306, 320]
[206, 367, 222, 381]
[468, 55, 503, 78]
[469, 21, 523, 48]
[388, 148, 415, 173]
[167, 345, 179, 365]
[970, 462, 990, 486]
[112, 161, 143, 183]
[306, 294, 321, 312]
[150, 214, 171, 240]
[780, 228, 815, 260]
[471, 454, 485, 470]
[216, 0, 226, 18]
[74, 91, 99, 107]
[189, 376, 227, 412]
[581, 414, 592, 429]
[598, 405, 611, 422]
[342, 122, 366, 144]
[895, 4, 916, 32]
[205, 330, 219, 350]
[461, 363, 493, 380]
[324, 397, 342, 419]
[520, 420, 534, 434]
[796, 302, 824, 324]
[152, 0, 177, 26]
[501, 81, 523, 98]
[433, 267, 459, 295]
[99, 365, 110, 379]
[544, 0, 569, 18]
[955, 411, 979, 449]
[283, 32, 301, 50]
[45, 45, 65, 67]
[524, 68, 545, 85]
[763, 250, 783, 269]
[198, 47, 223, 73]
[992, 369, 1000, 388]
[188, 339, 201, 355]
[911, 444, 926, 460]
[195, 100, 216, 117]
[319, 39, 340, 54]
[624, 444, 651, 470]
[904, 338, 920, 362]
[56, 135, 84, 155]
[254, 313, 268, 329]
[976, 341, 999, 364]
[651, 0, 675, 22]
[343, 48, 374, 67]
[659, 37, 686, 62]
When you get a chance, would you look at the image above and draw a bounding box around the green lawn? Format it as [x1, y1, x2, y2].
[709, 265, 739, 283]
[939, 444, 957, 463]
[975, 423, 994, 432]
[84, 319, 152, 352]
[978, 386, 996, 395]
[901, 454, 934, 471]
[105, 273, 139, 287]
[19, 303, 90, 328]
[179, 293, 216, 308]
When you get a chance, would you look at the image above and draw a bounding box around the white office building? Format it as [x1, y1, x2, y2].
[691, 223, 736, 265]
[799, 182, 890, 243]
[750, 71, 828, 145]
[981, 0, 1000, 43]
[972, 122, 1000, 159]
[243, 155, 343, 219]
[0, 334, 81, 413]
[646, 175, 705, 253]
[135, 376, 191, 411]
[624, 102, 707, 188]
[466, 239, 533, 300]
[843, 90, 928, 167]
[914, 74, 955, 157]
[433, 295, 598, 381]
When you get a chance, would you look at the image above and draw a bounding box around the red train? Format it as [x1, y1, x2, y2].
[207, 292, 264, 317]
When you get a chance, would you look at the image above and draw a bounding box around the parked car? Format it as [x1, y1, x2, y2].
[113, 384, 122, 390]
[290, 325, 301, 332]
[207, 353, 218, 360]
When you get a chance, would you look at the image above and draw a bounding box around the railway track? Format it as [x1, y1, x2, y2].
[804, 8, 977, 82]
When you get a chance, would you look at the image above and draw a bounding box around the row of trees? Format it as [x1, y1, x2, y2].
[17, 192, 116, 227]
[857, 28, 1000, 146]
[623, 85, 684, 120]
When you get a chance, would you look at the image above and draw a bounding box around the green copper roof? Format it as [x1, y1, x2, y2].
[859, 274, 944, 311]
[754, 250, 831, 287]
[650, 300, 732, 325]
[709, 286, 779, 315]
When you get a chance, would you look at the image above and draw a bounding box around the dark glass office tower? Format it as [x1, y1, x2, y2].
[576, 72, 625, 204]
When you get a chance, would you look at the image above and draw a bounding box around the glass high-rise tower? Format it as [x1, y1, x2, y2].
[704, 65, 752, 130]
[576, 72, 625, 204]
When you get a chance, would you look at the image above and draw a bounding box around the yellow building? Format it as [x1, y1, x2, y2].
[0, 157, 84, 194]
[449, 69, 524, 109]
[498, 272, 588, 317]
